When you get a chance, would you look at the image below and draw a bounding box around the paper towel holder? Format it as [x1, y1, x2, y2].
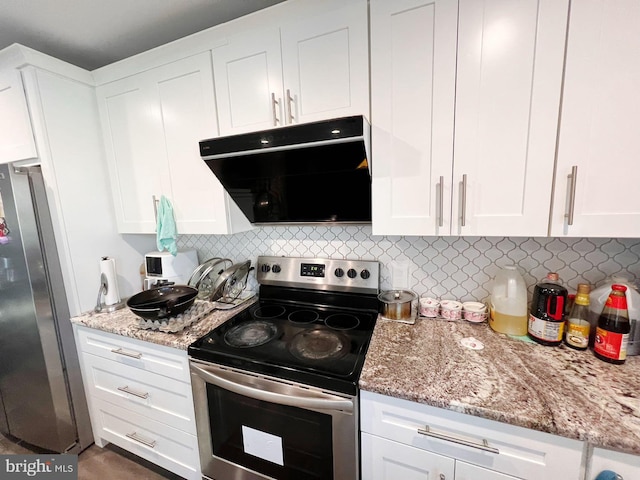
[95, 270, 126, 313]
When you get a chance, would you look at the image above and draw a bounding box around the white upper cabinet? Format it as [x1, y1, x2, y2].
[372, 0, 568, 236]
[97, 53, 252, 235]
[550, 0, 640, 238]
[452, 0, 568, 236]
[371, 0, 457, 236]
[212, 27, 284, 134]
[0, 68, 37, 163]
[213, 0, 369, 136]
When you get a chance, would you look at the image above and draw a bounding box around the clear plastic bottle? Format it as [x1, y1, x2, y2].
[489, 265, 528, 335]
[565, 283, 591, 350]
[594, 284, 631, 364]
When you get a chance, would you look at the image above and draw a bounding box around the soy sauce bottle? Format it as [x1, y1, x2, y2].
[594, 284, 631, 364]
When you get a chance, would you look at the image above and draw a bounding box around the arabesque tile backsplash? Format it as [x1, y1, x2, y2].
[178, 226, 640, 302]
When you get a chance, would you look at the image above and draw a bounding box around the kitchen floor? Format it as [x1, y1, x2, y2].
[0, 433, 182, 479]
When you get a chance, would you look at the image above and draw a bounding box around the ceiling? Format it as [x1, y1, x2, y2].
[0, 0, 285, 71]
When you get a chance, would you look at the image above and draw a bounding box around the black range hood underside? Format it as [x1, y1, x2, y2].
[200, 116, 371, 225]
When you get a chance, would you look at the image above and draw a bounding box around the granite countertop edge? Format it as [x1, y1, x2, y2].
[70, 297, 257, 351]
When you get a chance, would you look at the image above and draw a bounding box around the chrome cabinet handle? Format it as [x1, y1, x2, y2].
[439, 475, 446, 480]
[460, 174, 468, 227]
[566, 165, 578, 226]
[118, 386, 149, 399]
[111, 347, 142, 359]
[271, 92, 280, 126]
[417, 425, 499, 454]
[152, 195, 159, 220]
[125, 432, 156, 448]
[286, 89, 295, 124]
[191, 362, 353, 413]
[438, 176, 444, 227]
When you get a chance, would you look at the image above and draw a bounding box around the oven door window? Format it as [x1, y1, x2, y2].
[208, 384, 334, 480]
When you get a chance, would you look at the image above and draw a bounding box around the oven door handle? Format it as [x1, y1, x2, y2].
[190, 363, 354, 413]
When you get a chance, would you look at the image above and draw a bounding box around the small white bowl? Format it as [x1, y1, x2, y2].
[463, 301, 488, 323]
[419, 297, 440, 318]
[440, 300, 462, 320]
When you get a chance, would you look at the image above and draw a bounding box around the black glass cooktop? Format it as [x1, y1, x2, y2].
[188, 287, 378, 395]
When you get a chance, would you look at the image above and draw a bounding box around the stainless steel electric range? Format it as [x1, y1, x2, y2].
[188, 255, 380, 480]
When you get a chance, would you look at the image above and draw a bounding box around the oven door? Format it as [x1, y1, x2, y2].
[190, 359, 359, 480]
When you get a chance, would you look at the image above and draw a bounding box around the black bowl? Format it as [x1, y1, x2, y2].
[127, 285, 198, 320]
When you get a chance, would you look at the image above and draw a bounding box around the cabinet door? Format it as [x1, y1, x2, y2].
[455, 462, 520, 480]
[98, 73, 164, 233]
[587, 447, 640, 480]
[155, 53, 242, 234]
[361, 432, 455, 480]
[280, 0, 369, 125]
[550, 0, 640, 237]
[452, 0, 568, 236]
[213, 27, 284, 135]
[370, 0, 458, 235]
[0, 69, 37, 163]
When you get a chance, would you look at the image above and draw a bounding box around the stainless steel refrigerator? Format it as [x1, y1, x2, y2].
[0, 163, 92, 454]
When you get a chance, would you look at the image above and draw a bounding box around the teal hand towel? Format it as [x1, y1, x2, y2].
[156, 195, 178, 255]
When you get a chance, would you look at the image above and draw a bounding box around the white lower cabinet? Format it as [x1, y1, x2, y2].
[362, 432, 455, 479]
[360, 391, 584, 480]
[587, 447, 640, 480]
[74, 326, 201, 480]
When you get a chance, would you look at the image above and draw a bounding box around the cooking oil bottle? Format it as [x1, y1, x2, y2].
[565, 283, 591, 350]
[489, 265, 528, 335]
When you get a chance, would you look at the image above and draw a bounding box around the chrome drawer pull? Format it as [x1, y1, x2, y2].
[417, 425, 500, 454]
[110, 347, 142, 359]
[117, 386, 149, 399]
[125, 432, 156, 449]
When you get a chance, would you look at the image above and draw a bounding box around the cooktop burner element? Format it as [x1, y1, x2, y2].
[289, 328, 349, 361]
[223, 320, 278, 348]
[325, 313, 360, 330]
[189, 256, 380, 395]
[253, 305, 286, 319]
[288, 309, 320, 324]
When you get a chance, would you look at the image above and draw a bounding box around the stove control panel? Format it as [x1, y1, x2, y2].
[257, 256, 379, 294]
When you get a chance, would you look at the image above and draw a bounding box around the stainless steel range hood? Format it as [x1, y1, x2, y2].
[200, 115, 371, 225]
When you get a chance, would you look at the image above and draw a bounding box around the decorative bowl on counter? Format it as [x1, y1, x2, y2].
[440, 300, 463, 320]
[419, 297, 440, 317]
[462, 301, 488, 323]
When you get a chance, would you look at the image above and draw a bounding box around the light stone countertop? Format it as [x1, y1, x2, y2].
[359, 316, 640, 456]
[70, 297, 257, 350]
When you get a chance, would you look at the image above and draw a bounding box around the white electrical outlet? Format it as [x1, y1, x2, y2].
[390, 261, 410, 290]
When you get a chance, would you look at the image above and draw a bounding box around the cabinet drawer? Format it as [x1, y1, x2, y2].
[92, 397, 200, 480]
[361, 391, 583, 480]
[82, 352, 196, 434]
[75, 326, 189, 381]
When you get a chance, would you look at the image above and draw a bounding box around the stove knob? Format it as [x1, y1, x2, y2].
[335, 268, 344, 278]
[260, 264, 271, 273]
[272, 264, 281, 273]
[347, 268, 357, 279]
[360, 269, 371, 280]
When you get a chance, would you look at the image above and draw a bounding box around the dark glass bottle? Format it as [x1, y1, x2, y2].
[528, 273, 568, 346]
[594, 284, 631, 364]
